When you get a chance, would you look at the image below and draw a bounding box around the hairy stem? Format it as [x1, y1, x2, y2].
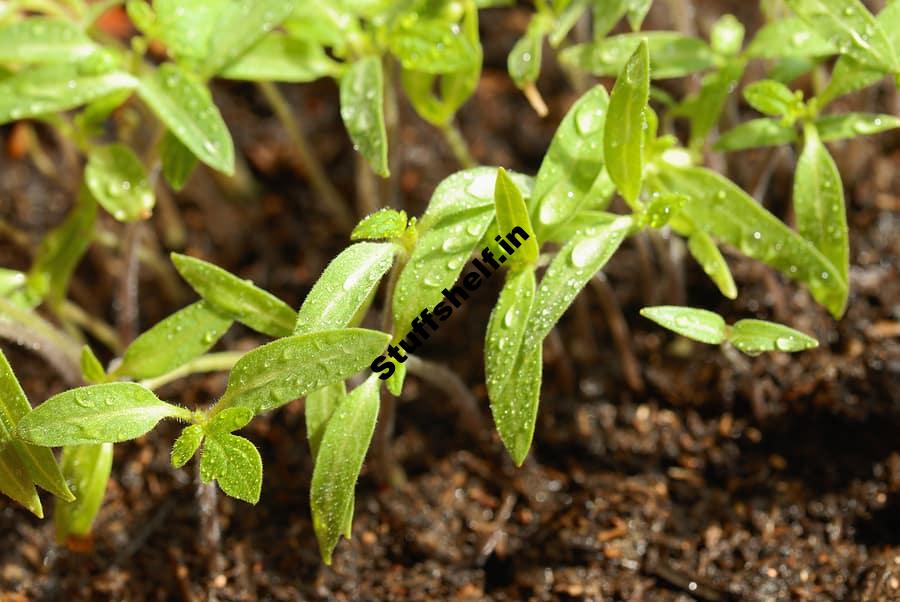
[373, 260, 404, 487]
[139, 351, 245, 391]
[116, 221, 143, 345]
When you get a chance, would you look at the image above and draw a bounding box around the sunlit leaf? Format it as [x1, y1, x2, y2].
[171, 424, 204, 469]
[745, 17, 835, 59]
[203, 0, 295, 77]
[640, 305, 727, 344]
[219, 34, 340, 82]
[351, 209, 408, 241]
[743, 79, 800, 117]
[340, 56, 389, 177]
[80, 346, 106, 384]
[85, 144, 155, 222]
[0, 18, 97, 63]
[710, 14, 745, 55]
[729, 319, 818, 354]
[509, 15, 549, 86]
[493, 168, 539, 265]
[200, 432, 262, 503]
[815, 113, 900, 141]
[714, 118, 798, 151]
[561, 32, 714, 79]
[389, 18, 479, 74]
[0, 445, 42, 517]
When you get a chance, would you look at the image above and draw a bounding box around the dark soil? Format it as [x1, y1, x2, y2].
[2, 2, 899, 600]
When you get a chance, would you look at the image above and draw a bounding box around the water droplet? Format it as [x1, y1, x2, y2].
[775, 336, 795, 351]
[570, 236, 604, 268]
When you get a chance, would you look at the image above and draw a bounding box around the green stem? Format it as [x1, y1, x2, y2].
[138, 351, 245, 391]
[58, 300, 122, 354]
[439, 121, 477, 169]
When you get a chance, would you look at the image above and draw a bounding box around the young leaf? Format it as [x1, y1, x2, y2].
[678, 59, 746, 148]
[794, 123, 848, 284]
[593, 0, 628, 39]
[604, 40, 649, 208]
[745, 17, 835, 59]
[80, 345, 106, 384]
[0, 18, 98, 63]
[385, 360, 406, 397]
[508, 16, 548, 87]
[815, 113, 900, 142]
[203, 0, 295, 77]
[85, 144, 155, 222]
[549, 0, 589, 47]
[311, 375, 380, 564]
[171, 253, 296, 338]
[160, 131, 198, 191]
[295, 243, 397, 335]
[200, 432, 262, 504]
[215, 328, 391, 416]
[729, 319, 818, 355]
[55, 443, 113, 541]
[351, 209, 408, 241]
[625, 0, 653, 30]
[687, 230, 738, 299]
[114, 301, 233, 380]
[639, 306, 727, 344]
[714, 118, 798, 152]
[493, 344, 542, 467]
[151, 0, 226, 62]
[710, 14, 745, 56]
[17, 383, 186, 446]
[306, 381, 346, 459]
[207, 407, 254, 435]
[171, 424, 204, 469]
[137, 63, 235, 175]
[0, 446, 43, 518]
[743, 80, 799, 117]
[340, 57, 389, 177]
[493, 168, 539, 266]
[389, 18, 479, 74]
[219, 34, 339, 83]
[561, 32, 715, 79]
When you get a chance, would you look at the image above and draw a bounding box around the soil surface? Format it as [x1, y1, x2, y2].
[1, 2, 899, 601]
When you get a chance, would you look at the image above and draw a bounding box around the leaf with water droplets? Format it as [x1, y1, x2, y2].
[814, 113, 900, 141]
[137, 63, 234, 175]
[17, 383, 185, 446]
[494, 168, 539, 266]
[171, 425, 204, 469]
[311, 375, 380, 564]
[85, 144, 155, 222]
[55, 443, 113, 541]
[653, 165, 848, 317]
[714, 118, 798, 152]
[677, 59, 746, 149]
[794, 123, 848, 284]
[295, 243, 397, 335]
[115, 301, 233, 380]
[729, 319, 818, 355]
[204, 0, 295, 77]
[640, 306, 727, 344]
[171, 253, 295, 338]
[149, 0, 227, 62]
[710, 14, 745, 55]
[200, 432, 262, 504]
[560, 32, 715, 79]
[351, 209, 408, 241]
[389, 16, 479, 74]
[0, 18, 98, 63]
[340, 56, 388, 177]
[508, 14, 549, 86]
[219, 34, 340, 83]
[80, 346, 106, 384]
[160, 131, 198, 191]
[208, 407, 253, 435]
[745, 17, 836, 59]
[306, 382, 346, 460]
[531, 84, 609, 240]
[0, 445, 43, 517]
[549, 0, 589, 47]
[215, 328, 390, 416]
[604, 40, 649, 208]
[743, 80, 801, 118]
[687, 229, 738, 299]
[786, 0, 897, 72]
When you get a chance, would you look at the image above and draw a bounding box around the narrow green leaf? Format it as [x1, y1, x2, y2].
[340, 57, 389, 177]
[654, 166, 847, 317]
[17, 383, 184, 446]
[560, 32, 715, 79]
[207, 407, 254, 435]
[311, 375, 380, 564]
[604, 40, 649, 207]
[714, 118, 798, 152]
[385, 360, 406, 396]
[729, 319, 818, 355]
[216, 329, 391, 415]
[171, 424, 204, 469]
[219, 34, 339, 82]
[549, 0, 590, 47]
[593, 0, 628, 39]
[508, 16, 548, 87]
[137, 63, 234, 175]
[687, 230, 738, 299]
[745, 17, 836, 59]
[200, 432, 262, 504]
[171, 253, 296, 338]
[203, 0, 295, 77]
[493, 168, 539, 265]
[710, 14, 745, 55]
[160, 131, 198, 191]
[0, 446, 43, 518]
[743, 80, 800, 117]
[625, 0, 653, 31]
[678, 59, 746, 148]
[152, 0, 227, 62]
[80, 346, 106, 384]
[294, 243, 397, 335]
[115, 301, 233, 380]
[639, 306, 727, 344]
[815, 112, 900, 141]
[306, 382, 346, 459]
[389, 18, 479, 74]
[493, 344, 541, 467]
[85, 144, 155, 222]
[55, 443, 113, 541]
[351, 209, 408, 241]
[0, 18, 97, 63]
[794, 123, 848, 284]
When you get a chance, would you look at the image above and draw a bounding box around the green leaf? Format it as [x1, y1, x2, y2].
[794, 123, 848, 284]
[306, 381, 346, 459]
[639, 306, 727, 344]
[0, 351, 73, 501]
[160, 131, 198, 191]
[151, 0, 226, 62]
[219, 34, 339, 82]
[508, 16, 548, 87]
[493, 168, 539, 266]
[392, 168, 532, 332]
[560, 32, 715, 79]
[0, 269, 26, 298]
[340, 57, 389, 177]
[389, 18, 479, 74]
[530, 84, 609, 240]
[207, 407, 254, 435]
[295, 243, 397, 335]
[0, 18, 98, 63]
[17, 383, 185, 446]
[785, 0, 897, 71]
[745, 17, 836, 59]
[0, 64, 137, 125]
[593, 0, 628, 39]
[678, 60, 746, 148]
[85, 144, 155, 222]
[171, 424, 204, 469]
[55, 443, 113, 541]
[549, 0, 590, 47]
[815, 112, 900, 141]
[215, 329, 390, 416]
[385, 360, 406, 396]
[743, 79, 800, 117]
[137, 63, 234, 175]
[203, 0, 295, 77]
[687, 229, 737, 299]
[714, 118, 798, 152]
[80, 346, 106, 384]
[604, 40, 649, 207]
[351, 209, 408, 241]
[200, 432, 262, 504]
[0, 445, 43, 517]
[653, 166, 847, 317]
[625, 0, 653, 31]
[729, 319, 818, 355]
[171, 253, 296, 338]
[115, 301, 233, 380]
[311, 375, 380, 564]
[710, 14, 745, 55]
